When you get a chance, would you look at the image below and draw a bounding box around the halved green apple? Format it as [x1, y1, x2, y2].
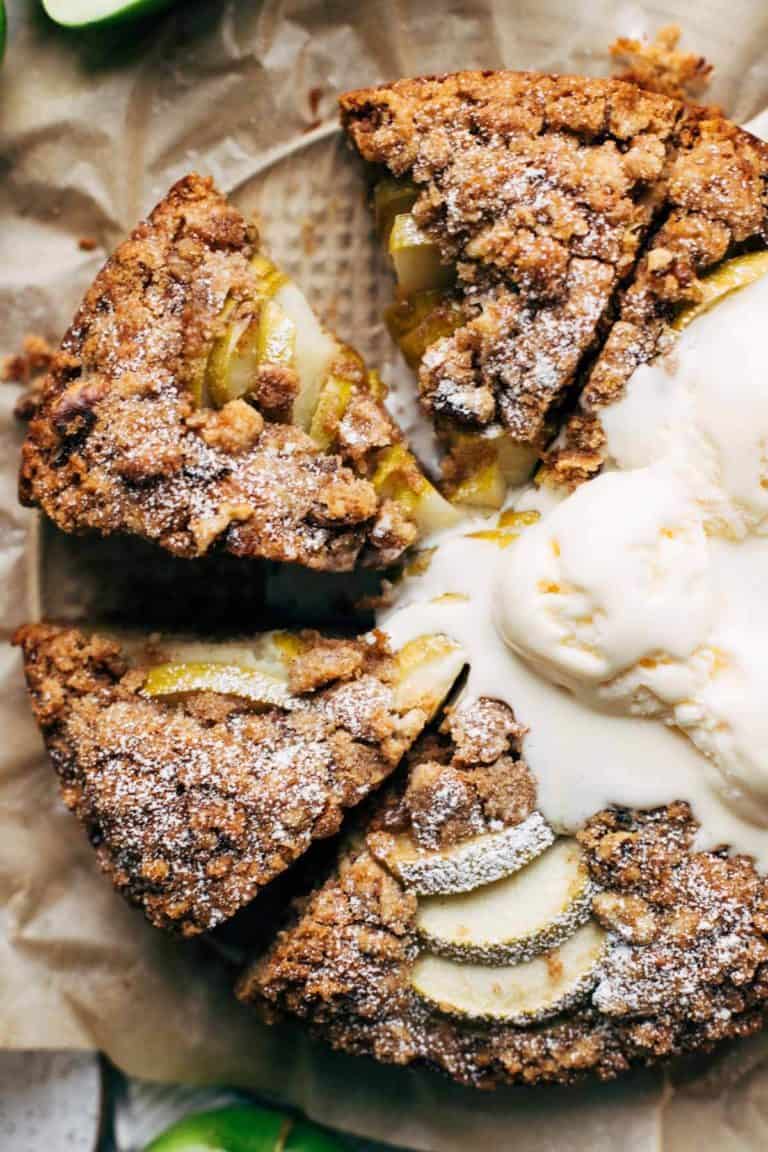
[673, 249, 768, 331]
[142, 661, 296, 708]
[410, 920, 607, 1024]
[372, 811, 554, 896]
[389, 214, 453, 295]
[415, 838, 594, 964]
[42, 0, 175, 28]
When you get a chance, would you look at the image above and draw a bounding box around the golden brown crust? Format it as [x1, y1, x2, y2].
[13, 622, 434, 937]
[18, 176, 411, 573]
[397, 699, 532, 849]
[341, 72, 768, 471]
[342, 72, 681, 446]
[245, 793, 768, 1088]
[547, 109, 768, 484]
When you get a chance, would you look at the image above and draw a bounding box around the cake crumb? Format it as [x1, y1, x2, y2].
[610, 25, 714, 102]
[4, 335, 56, 421]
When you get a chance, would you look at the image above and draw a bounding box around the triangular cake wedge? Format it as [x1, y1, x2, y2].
[366, 697, 555, 894]
[19, 175, 458, 572]
[341, 72, 682, 504]
[243, 766, 768, 1088]
[341, 73, 768, 506]
[546, 109, 768, 485]
[14, 622, 465, 936]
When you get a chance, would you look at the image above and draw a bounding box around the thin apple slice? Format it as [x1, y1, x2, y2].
[374, 178, 419, 243]
[393, 634, 466, 717]
[141, 632, 299, 707]
[205, 309, 257, 408]
[372, 811, 554, 896]
[410, 920, 607, 1024]
[203, 253, 291, 409]
[309, 374, 356, 450]
[385, 290, 464, 369]
[271, 281, 338, 430]
[142, 661, 296, 708]
[389, 214, 453, 295]
[142, 632, 463, 720]
[372, 443, 462, 535]
[415, 838, 594, 964]
[151, 633, 300, 676]
[672, 250, 768, 331]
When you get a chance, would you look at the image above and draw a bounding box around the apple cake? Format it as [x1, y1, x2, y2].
[243, 712, 768, 1087]
[18, 175, 457, 572]
[340, 72, 768, 504]
[14, 64, 768, 1092]
[14, 622, 464, 935]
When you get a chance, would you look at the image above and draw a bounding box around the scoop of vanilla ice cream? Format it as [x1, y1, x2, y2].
[497, 271, 768, 826]
[495, 464, 714, 693]
[603, 285, 768, 539]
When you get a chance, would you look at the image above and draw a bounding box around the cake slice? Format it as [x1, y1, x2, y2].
[341, 73, 768, 505]
[341, 72, 681, 504]
[243, 743, 768, 1088]
[14, 622, 465, 936]
[545, 108, 768, 483]
[19, 175, 458, 572]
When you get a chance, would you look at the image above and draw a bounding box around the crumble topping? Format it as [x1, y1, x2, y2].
[342, 72, 768, 477]
[246, 790, 768, 1088]
[547, 110, 768, 485]
[398, 699, 533, 849]
[18, 176, 419, 573]
[14, 623, 434, 937]
[342, 72, 681, 446]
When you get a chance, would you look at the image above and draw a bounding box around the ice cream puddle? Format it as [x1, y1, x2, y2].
[380, 271, 768, 871]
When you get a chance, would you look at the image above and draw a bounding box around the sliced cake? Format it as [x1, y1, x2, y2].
[547, 112, 768, 485]
[243, 783, 768, 1087]
[14, 622, 465, 936]
[341, 72, 768, 505]
[19, 175, 457, 572]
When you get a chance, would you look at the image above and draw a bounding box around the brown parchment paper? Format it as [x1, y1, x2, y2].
[4, 1, 768, 1148]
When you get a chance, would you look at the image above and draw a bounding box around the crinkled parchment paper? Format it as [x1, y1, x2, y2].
[4, 1, 768, 1148]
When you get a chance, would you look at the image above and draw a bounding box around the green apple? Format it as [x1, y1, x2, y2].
[42, 0, 176, 29]
[144, 1106, 346, 1152]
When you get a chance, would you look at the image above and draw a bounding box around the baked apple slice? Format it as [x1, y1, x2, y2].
[414, 837, 593, 962]
[409, 920, 607, 1024]
[367, 696, 552, 895]
[372, 813, 554, 897]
